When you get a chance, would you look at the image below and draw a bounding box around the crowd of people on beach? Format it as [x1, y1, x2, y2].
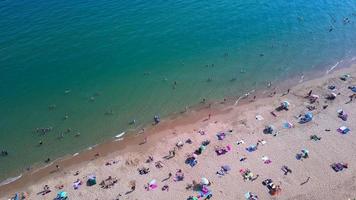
[6, 68, 356, 200]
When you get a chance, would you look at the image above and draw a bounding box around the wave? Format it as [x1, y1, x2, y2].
[326, 61, 341, 74]
[0, 174, 22, 187]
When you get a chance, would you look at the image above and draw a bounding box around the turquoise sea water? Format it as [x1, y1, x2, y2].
[0, 0, 356, 181]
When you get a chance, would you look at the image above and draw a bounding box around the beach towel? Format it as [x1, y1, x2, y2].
[198, 185, 212, 198]
[236, 139, 245, 145]
[283, 122, 294, 129]
[262, 156, 272, 164]
[256, 115, 264, 120]
[73, 180, 82, 190]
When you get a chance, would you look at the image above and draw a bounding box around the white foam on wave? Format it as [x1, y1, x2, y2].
[115, 132, 126, 139]
[0, 174, 22, 187]
[87, 144, 97, 150]
[299, 74, 305, 83]
[114, 137, 124, 141]
[234, 89, 255, 106]
[326, 61, 340, 74]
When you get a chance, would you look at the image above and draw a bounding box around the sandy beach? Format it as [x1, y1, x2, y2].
[2, 65, 356, 200]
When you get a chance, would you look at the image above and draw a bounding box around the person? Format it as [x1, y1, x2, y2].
[281, 89, 290, 96]
[306, 90, 313, 97]
[162, 185, 169, 191]
[346, 94, 356, 104]
[1, 150, 8, 156]
[130, 182, 136, 191]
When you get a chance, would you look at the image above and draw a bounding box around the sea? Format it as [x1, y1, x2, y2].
[0, 0, 356, 182]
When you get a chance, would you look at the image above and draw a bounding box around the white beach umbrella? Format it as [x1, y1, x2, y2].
[201, 177, 209, 185]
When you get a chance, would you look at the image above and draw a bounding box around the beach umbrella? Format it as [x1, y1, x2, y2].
[201, 177, 209, 185]
[149, 179, 158, 190]
[149, 179, 157, 185]
[302, 149, 309, 154]
[282, 101, 290, 108]
[57, 191, 67, 198]
[245, 192, 252, 199]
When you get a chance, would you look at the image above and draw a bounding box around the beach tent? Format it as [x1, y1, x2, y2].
[337, 126, 350, 134]
[149, 179, 158, 190]
[246, 145, 257, 152]
[337, 109, 348, 121]
[299, 112, 313, 124]
[350, 86, 356, 93]
[222, 165, 231, 172]
[281, 101, 290, 109]
[201, 177, 209, 185]
[263, 125, 275, 134]
[55, 191, 68, 200]
[87, 175, 96, 186]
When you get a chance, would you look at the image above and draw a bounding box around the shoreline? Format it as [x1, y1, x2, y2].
[1, 60, 356, 198]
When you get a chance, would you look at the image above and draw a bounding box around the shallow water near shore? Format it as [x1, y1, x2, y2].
[0, 0, 356, 181]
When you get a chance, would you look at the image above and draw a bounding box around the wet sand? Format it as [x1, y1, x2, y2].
[1, 65, 356, 200]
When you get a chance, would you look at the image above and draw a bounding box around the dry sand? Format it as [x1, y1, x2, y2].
[2, 65, 356, 200]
